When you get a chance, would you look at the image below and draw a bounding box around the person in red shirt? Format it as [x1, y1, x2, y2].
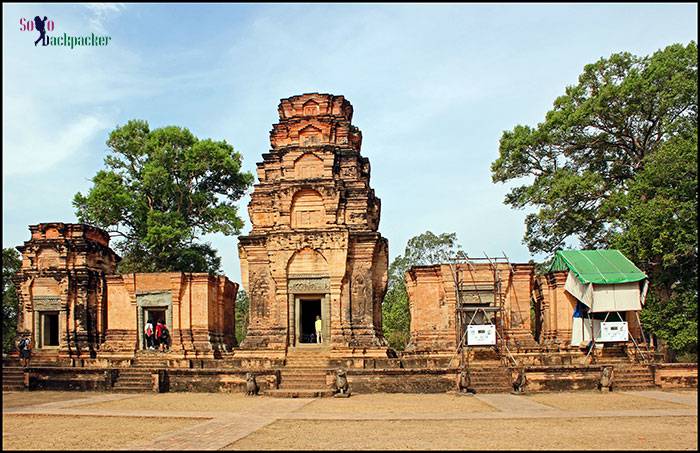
[155, 320, 164, 351]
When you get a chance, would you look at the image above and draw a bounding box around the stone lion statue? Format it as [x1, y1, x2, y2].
[245, 372, 259, 396]
[335, 369, 351, 397]
[458, 368, 476, 394]
[511, 367, 527, 394]
[598, 366, 614, 392]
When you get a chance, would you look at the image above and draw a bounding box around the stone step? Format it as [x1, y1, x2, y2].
[265, 388, 335, 398]
[281, 375, 327, 382]
[3, 367, 25, 390]
[280, 381, 327, 388]
[281, 369, 326, 374]
[279, 382, 328, 390]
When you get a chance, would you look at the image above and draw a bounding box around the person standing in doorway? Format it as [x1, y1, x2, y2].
[314, 315, 322, 344]
[155, 320, 164, 352]
[160, 324, 170, 352]
[144, 319, 154, 350]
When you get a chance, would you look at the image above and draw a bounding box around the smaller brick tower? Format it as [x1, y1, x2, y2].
[14, 223, 119, 362]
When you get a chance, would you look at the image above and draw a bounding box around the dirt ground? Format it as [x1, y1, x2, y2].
[528, 391, 688, 411]
[77, 392, 276, 413]
[2, 414, 198, 450]
[299, 393, 495, 416]
[2, 391, 91, 409]
[2, 390, 697, 450]
[226, 416, 698, 450]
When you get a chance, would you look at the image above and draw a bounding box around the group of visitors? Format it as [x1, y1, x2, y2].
[144, 319, 170, 352]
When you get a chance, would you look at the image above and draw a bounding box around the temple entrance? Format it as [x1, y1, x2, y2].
[41, 312, 59, 347]
[141, 308, 167, 349]
[298, 299, 322, 344]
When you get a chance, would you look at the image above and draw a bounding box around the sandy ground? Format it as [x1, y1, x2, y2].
[528, 391, 687, 411]
[2, 415, 198, 450]
[299, 393, 495, 415]
[2, 390, 697, 450]
[77, 392, 281, 413]
[226, 416, 698, 450]
[2, 391, 91, 409]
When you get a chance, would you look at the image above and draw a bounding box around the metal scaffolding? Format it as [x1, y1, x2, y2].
[446, 252, 518, 367]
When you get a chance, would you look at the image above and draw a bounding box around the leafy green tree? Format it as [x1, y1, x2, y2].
[74, 120, 254, 274]
[613, 131, 697, 360]
[235, 289, 249, 345]
[382, 231, 463, 350]
[3, 248, 22, 353]
[491, 42, 697, 358]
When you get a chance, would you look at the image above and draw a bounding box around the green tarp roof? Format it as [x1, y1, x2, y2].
[548, 249, 647, 284]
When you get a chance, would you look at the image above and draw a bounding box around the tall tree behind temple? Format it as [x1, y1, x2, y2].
[2, 248, 22, 353]
[491, 42, 697, 359]
[383, 231, 463, 350]
[74, 120, 254, 274]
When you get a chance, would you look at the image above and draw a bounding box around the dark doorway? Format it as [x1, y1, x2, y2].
[299, 299, 321, 344]
[147, 309, 166, 325]
[42, 312, 59, 347]
[144, 309, 166, 349]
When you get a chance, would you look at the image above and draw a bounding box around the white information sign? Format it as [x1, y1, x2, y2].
[467, 324, 496, 346]
[598, 322, 629, 342]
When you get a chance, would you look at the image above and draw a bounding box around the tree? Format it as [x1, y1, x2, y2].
[235, 289, 249, 345]
[74, 120, 254, 274]
[613, 131, 697, 360]
[3, 248, 22, 354]
[491, 42, 697, 358]
[382, 231, 463, 350]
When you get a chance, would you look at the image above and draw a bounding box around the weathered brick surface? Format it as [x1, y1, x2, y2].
[238, 93, 389, 357]
[405, 263, 536, 354]
[14, 223, 119, 360]
[101, 273, 238, 360]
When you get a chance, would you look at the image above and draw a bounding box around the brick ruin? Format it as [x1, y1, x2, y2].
[405, 262, 536, 357]
[14, 223, 120, 363]
[238, 93, 389, 361]
[6, 93, 695, 394]
[101, 272, 238, 361]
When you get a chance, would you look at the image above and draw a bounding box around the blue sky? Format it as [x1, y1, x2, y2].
[3, 3, 697, 280]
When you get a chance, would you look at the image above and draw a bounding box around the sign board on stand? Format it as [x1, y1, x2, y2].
[598, 322, 628, 342]
[467, 324, 496, 346]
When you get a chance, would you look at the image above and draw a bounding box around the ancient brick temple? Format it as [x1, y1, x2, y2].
[14, 223, 120, 361]
[101, 272, 238, 360]
[238, 93, 389, 358]
[405, 262, 537, 355]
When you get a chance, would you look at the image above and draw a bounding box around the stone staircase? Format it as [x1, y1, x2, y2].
[111, 351, 165, 392]
[113, 368, 153, 392]
[3, 366, 26, 391]
[132, 350, 170, 368]
[466, 362, 512, 393]
[595, 345, 657, 390]
[610, 364, 656, 390]
[265, 348, 334, 398]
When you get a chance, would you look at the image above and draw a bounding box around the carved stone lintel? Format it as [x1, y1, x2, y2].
[32, 296, 62, 311]
[288, 278, 330, 293]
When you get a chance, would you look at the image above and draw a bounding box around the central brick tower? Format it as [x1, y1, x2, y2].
[238, 93, 389, 360]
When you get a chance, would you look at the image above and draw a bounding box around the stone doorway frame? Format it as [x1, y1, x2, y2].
[136, 291, 173, 350]
[31, 295, 64, 350]
[287, 276, 330, 348]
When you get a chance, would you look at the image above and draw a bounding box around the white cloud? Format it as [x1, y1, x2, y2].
[3, 106, 108, 176]
[82, 3, 126, 33]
